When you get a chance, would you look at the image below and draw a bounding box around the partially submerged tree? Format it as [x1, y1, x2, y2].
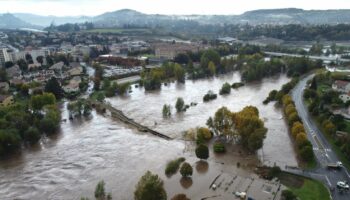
[134, 171, 167, 200]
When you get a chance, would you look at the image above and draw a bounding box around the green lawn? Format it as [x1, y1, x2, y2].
[279, 172, 330, 200]
[290, 179, 330, 200]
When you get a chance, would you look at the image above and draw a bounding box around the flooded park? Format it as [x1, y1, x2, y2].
[0, 72, 297, 199]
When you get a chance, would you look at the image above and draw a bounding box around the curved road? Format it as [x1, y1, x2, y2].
[291, 74, 350, 199]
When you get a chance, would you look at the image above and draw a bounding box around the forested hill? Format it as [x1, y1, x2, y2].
[4, 8, 350, 29]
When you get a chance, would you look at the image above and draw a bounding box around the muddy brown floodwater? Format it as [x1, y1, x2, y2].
[0, 72, 297, 200]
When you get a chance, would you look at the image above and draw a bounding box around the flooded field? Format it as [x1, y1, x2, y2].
[0, 72, 297, 199]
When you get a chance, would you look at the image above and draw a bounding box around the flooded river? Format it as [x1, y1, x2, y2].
[0, 72, 297, 200]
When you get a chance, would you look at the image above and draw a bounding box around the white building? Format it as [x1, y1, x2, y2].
[0, 48, 12, 67]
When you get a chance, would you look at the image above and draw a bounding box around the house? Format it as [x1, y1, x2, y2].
[29, 86, 44, 95]
[6, 65, 21, 78]
[0, 95, 14, 106]
[63, 76, 81, 93]
[0, 82, 9, 92]
[67, 66, 83, 77]
[340, 92, 350, 103]
[9, 78, 24, 86]
[50, 61, 64, 72]
[332, 80, 350, 93]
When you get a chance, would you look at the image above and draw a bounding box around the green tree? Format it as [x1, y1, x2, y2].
[162, 104, 171, 117]
[208, 61, 216, 76]
[45, 77, 63, 99]
[30, 93, 56, 110]
[134, 171, 167, 200]
[207, 107, 234, 136]
[17, 59, 28, 71]
[36, 56, 44, 65]
[0, 68, 7, 81]
[299, 145, 314, 161]
[0, 129, 21, 155]
[174, 64, 185, 83]
[95, 181, 106, 200]
[219, 82, 231, 95]
[23, 127, 41, 144]
[195, 144, 209, 160]
[175, 97, 185, 112]
[180, 162, 193, 177]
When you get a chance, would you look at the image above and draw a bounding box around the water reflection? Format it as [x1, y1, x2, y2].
[195, 160, 209, 174]
[180, 177, 193, 189]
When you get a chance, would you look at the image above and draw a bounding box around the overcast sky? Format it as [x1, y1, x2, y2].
[1, 0, 350, 16]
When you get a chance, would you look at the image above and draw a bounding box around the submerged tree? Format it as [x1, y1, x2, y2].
[134, 171, 167, 200]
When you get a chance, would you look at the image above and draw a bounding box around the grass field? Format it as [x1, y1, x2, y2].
[279, 172, 330, 200]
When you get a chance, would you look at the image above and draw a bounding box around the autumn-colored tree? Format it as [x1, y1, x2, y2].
[296, 132, 308, 147]
[287, 112, 300, 126]
[291, 122, 305, 138]
[282, 95, 293, 106]
[285, 104, 297, 116]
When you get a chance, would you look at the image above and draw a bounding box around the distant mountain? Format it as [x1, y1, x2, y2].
[2, 8, 350, 30]
[91, 8, 350, 27]
[13, 13, 92, 27]
[0, 13, 38, 29]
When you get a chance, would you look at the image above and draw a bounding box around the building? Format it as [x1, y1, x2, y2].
[0, 95, 14, 106]
[153, 42, 207, 60]
[63, 76, 81, 93]
[332, 80, 350, 93]
[0, 82, 9, 92]
[0, 48, 12, 67]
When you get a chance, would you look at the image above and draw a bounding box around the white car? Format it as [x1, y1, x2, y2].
[234, 191, 246, 198]
[337, 181, 349, 190]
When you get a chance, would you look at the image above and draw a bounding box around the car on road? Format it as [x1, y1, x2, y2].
[337, 181, 349, 190]
[234, 191, 246, 198]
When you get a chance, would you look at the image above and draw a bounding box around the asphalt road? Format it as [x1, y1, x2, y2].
[291, 74, 350, 200]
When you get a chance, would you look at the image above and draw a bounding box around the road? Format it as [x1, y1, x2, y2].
[291, 74, 350, 199]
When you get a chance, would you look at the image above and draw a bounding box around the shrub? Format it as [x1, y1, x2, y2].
[195, 144, 209, 159]
[213, 142, 226, 153]
[203, 90, 217, 102]
[219, 82, 231, 95]
[165, 157, 186, 176]
[197, 127, 212, 141]
[282, 190, 297, 200]
[232, 82, 244, 89]
[268, 166, 281, 178]
[175, 97, 185, 112]
[180, 162, 193, 177]
[162, 104, 171, 117]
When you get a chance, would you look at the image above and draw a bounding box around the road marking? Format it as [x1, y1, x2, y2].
[325, 176, 332, 187]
